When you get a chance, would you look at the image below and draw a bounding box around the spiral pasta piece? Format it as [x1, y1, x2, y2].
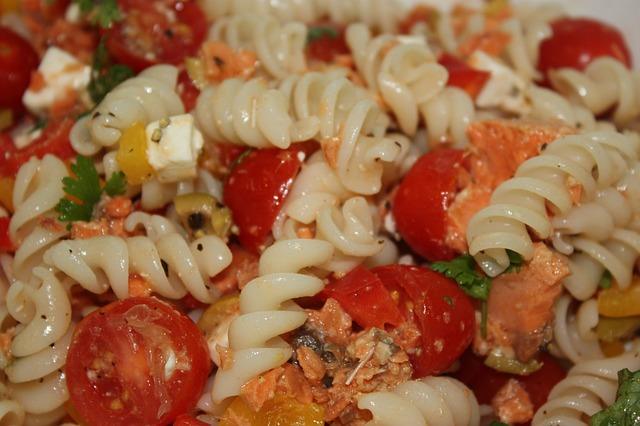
[532, 344, 640, 426]
[208, 14, 306, 80]
[42, 225, 231, 302]
[357, 376, 480, 426]
[9, 155, 68, 245]
[467, 131, 640, 276]
[551, 295, 603, 364]
[420, 87, 474, 148]
[200, 0, 403, 33]
[550, 57, 640, 127]
[4, 267, 72, 419]
[71, 65, 184, 155]
[346, 23, 448, 136]
[211, 238, 334, 403]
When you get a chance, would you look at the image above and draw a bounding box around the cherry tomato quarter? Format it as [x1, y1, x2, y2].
[438, 53, 490, 99]
[0, 217, 13, 252]
[392, 149, 465, 261]
[306, 23, 350, 63]
[0, 27, 39, 118]
[65, 297, 210, 426]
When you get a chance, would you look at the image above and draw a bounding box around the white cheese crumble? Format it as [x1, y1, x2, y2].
[468, 50, 529, 115]
[146, 114, 204, 183]
[22, 47, 91, 116]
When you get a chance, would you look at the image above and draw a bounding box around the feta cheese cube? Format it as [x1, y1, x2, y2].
[468, 51, 530, 115]
[146, 114, 204, 183]
[22, 47, 91, 116]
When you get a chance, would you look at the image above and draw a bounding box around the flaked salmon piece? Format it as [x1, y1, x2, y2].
[492, 378, 534, 424]
[128, 274, 152, 298]
[306, 298, 354, 347]
[446, 119, 576, 252]
[210, 245, 259, 294]
[458, 30, 511, 57]
[482, 243, 570, 361]
[297, 347, 327, 382]
[277, 364, 314, 405]
[239, 367, 283, 412]
[104, 197, 133, 219]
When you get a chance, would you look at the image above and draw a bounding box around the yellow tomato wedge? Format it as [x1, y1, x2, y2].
[598, 278, 640, 318]
[0, 177, 14, 212]
[197, 294, 240, 334]
[220, 395, 324, 426]
[116, 122, 154, 185]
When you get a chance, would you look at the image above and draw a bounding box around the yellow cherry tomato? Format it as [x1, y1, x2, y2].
[197, 294, 240, 334]
[220, 395, 324, 426]
[0, 0, 19, 15]
[0, 177, 14, 212]
[598, 279, 640, 318]
[116, 122, 154, 185]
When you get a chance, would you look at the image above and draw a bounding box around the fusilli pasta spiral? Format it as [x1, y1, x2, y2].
[551, 295, 603, 364]
[357, 376, 480, 426]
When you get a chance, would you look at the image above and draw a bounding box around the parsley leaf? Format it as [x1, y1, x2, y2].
[431, 254, 491, 301]
[88, 39, 134, 104]
[72, 0, 121, 28]
[599, 270, 613, 289]
[590, 369, 640, 426]
[489, 422, 509, 426]
[103, 171, 126, 196]
[55, 156, 127, 224]
[505, 250, 524, 273]
[307, 26, 338, 44]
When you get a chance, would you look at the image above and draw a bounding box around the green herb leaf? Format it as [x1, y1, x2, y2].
[103, 171, 126, 196]
[30, 117, 48, 133]
[73, 0, 121, 28]
[590, 369, 640, 426]
[505, 249, 524, 273]
[307, 26, 338, 44]
[489, 422, 509, 426]
[599, 270, 613, 289]
[431, 254, 491, 301]
[88, 39, 134, 104]
[55, 198, 94, 223]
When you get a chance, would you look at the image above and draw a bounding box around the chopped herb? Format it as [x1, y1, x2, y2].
[489, 422, 509, 426]
[55, 156, 127, 224]
[443, 295, 454, 307]
[88, 40, 134, 104]
[30, 117, 47, 133]
[431, 254, 491, 301]
[73, 0, 121, 28]
[590, 368, 640, 426]
[599, 270, 613, 289]
[504, 250, 524, 273]
[307, 26, 338, 44]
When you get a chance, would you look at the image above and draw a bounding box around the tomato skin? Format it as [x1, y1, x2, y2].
[0, 217, 13, 252]
[453, 351, 566, 423]
[438, 53, 490, 99]
[224, 142, 318, 253]
[173, 414, 208, 426]
[106, 0, 207, 72]
[66, 297, 211, 426]
[322, 266, 405, 329]
[177, 71, 200, 112]
[0, 118, 75, 177]
[392, 149, 465, 262]
[538, 18, 632, 81]
[372, 265, 475, 378]
[306, 23, 349, 63]
[0, 27, 39, 118]
[397, 6, 434, 35]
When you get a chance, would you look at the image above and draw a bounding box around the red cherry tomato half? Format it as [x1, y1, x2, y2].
[0, 27, 39, 118]
[538, 17, 632, 81]
[453, 350, 566, 421]
[173, 414, 208, 426]
[322, 266, 406, 329]
[397, 6, 435, 35]
[66, 297, 211, 426]
[0, 118, 75, 177]
[177, 71, 201, 112]
[0, 218, 13, 253]
[224, 142, 318, 253]
[372, 265, 475, 377]
[392, 149, 465, 262]
[438, 53, 490, 100]
[105, 0, 207, 72]
[306, 23, 350, 63]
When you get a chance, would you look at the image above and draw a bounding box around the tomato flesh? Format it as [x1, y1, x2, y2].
[0, 27, 39, 118]
[372, 265, 475, 377]
[224, 142, 318, 253]
[66, 297, 211, 426]
[106, 0, 207, 72]
[306, 23, 349, 63]
[0, 217, 13, 252]
[322, 266, 405, 329]
[392, 149, 465, 261]
[0, 118, 75, 177]
[438, 53, 490, 99]
[538, 17, 632, 81]
[174, 414, 208, 426]
[177, 71, 200, 112]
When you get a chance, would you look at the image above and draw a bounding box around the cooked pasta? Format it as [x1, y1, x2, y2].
[550, 57, 640, 127]
[532, 344, 640, 425]
[208, 14, 306, 80]
[357, 376, 480, 426]
[211, 238, 334, 402]
[71, 65, 184, 155]
[467, 131, 640, 276]
[551, 295, 603, 364]
[420, 87, 475, 148]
